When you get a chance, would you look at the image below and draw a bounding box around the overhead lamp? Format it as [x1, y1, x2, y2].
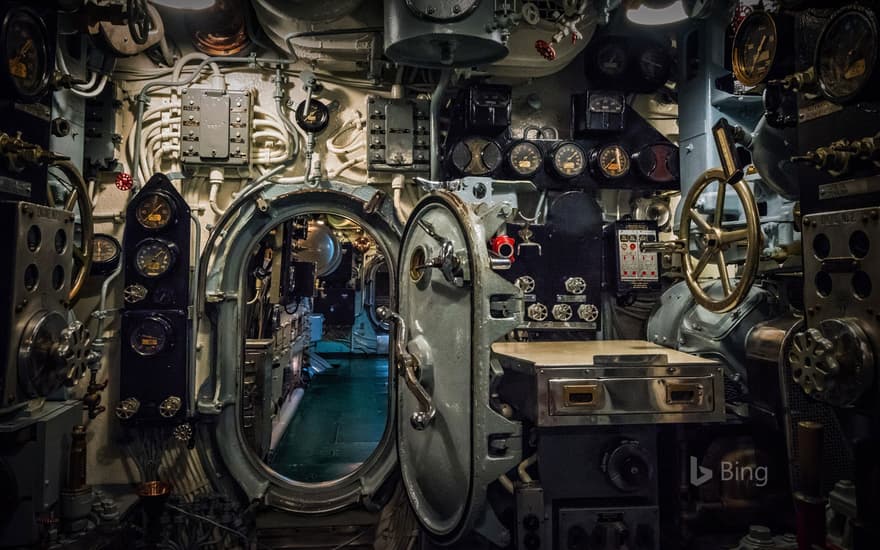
[626, 0, 688, 26]
[150, 0, 217, 10]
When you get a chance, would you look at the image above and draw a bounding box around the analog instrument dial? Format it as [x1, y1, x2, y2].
[732, 11, 779, 87]
[507, 141, 542, 177]
[134, 239, 177, 278]
[594, 144, 631, 179]
[2, 8, 51, 101]
[815, 6, 879, 103]
[450, 137, 502, 176]
[596, 42, 628, 78]
[130, 316, 173, 356]
[634, 143, 679, 184]
[589, 93, 625, 114]
[550, 142, 587, 179]
[91, 234, 121, 274]
[638, 47, 671, 85]
[136, 193, 174, 230]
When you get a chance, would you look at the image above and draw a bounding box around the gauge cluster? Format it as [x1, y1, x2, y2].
[584, 35, 673, 94]
[119, 173, 192, 423]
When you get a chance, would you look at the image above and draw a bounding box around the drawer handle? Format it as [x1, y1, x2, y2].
[563, 384, 602, 407]
[666, 383, 702, 405]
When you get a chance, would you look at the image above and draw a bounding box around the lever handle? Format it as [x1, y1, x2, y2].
[376, 307, 436, 430]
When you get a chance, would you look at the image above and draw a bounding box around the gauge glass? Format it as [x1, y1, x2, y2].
[589, 93, 624, 114]
[93, 235, 120, 264]
[136, 193, 173, 230]
[452, 137, 501, 176]
[130, 317, 171, 356]
[635, 144, 679, 183]
[135, 240, 175, 278]
[598, 145, 630, 179]
[816, 7, 878, 102]
[508, 141, 542, 177]
[3, 9, 50, 99]
[732, 11, 778, 86]
[639, 48, 671, 84]
[552, 143, 586, 178]
[596, 42, 628, 77]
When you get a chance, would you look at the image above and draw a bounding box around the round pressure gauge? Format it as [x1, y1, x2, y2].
[549, 142, 587, 179]
[134, 238, 177, 279]
[638, 47, 671, 86]
[295, 99, 330, 134]
[135, 192, 174, 230]
[732, 11, 780, 87]
[633, 143, 679, 184]
[129, 315, 173, 357]
[91, 234, 121, 275]
[815, 6, 879, 103]
[506, 141, 542, 178]
[450, 137, 502, 176]
[1, 7, 51, 101]
[592, 144, 631, 179]
[595, 42, 629, 78]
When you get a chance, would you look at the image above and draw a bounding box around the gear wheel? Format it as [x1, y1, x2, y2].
[58, 321, 98, 386]
[789, 318, 874, 407]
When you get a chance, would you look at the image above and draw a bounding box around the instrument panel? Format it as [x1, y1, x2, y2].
[815, 6, 879, 103]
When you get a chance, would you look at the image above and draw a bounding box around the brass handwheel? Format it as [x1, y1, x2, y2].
[48, 160, 94, 304]
[680, 169, 761, 313]
[643, 168, 761, 313]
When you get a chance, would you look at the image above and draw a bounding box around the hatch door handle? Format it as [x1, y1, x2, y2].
[377, 306, 436, 430]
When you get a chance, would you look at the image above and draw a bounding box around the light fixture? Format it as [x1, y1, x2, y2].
[626, 1, 688, 26]
[149, 0, 217, 10]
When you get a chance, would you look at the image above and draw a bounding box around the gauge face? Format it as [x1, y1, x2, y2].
[295, 100, 330, 134]
[136, 193, 173, 230]
[507, 141, 542, 177]
[634, 143, 679, 184]
[130, 317, 172, 357]
[732, 11, 779, 86]
[639, 48, 671, 85]
[589, 93, 625, 114]
[596, 42, 628, 77]
[596, 145, 630, 179]
[2, 8, 50, 100]
[451, 137, 501, 176]
[134, 239, 176, 278]
[551, 142, 587, 179]
[815, 7, 879, 103]
[93, 234, 121, 264]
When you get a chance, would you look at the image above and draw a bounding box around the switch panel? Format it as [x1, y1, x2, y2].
[366, 96, 430, 172]
[606, 220, 661, 295]
[180, 88, 252, 166]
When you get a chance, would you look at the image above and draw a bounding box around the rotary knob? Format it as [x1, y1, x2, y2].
[552, 304, 573, 321]
[173, 423, 193, 442]
[578, 304, 599, 322]
[159, 396, 182, 419]
[528, 303, 548, 321]
[115, 398, 140, 420]
[564, 277, 587, 295]
[516, 275, 536, 294]
[603, 439, 653, 493]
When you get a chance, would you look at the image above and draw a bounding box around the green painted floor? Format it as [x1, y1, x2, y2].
[270, 355, 389, 482]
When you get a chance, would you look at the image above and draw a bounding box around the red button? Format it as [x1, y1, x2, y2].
[630, 244, 636, 250]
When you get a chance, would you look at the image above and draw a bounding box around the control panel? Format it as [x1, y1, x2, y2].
[366, 96, 430, 172]
[180, 88, 252, 167]
[606, 220, 661, 296]
[118, 173, 191, 423]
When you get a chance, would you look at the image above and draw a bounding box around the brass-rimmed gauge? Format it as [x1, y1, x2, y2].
[1, 7, 51, 102]
[732, 11, 780, 87]
[507, 140, 542, 177]
[815, 6, 879, 103]
[295, 99, 330, 134]
[450, 137, 502, 176]
[550, 142, 587, 179]
[91, 234, 121, 275]
[135, 192, 174, 230]
[592, 144, 630, 179]
[130, 315, 173, 357]
[134, 238, 178, 278]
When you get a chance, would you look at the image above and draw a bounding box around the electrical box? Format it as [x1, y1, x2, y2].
[366, 96, 430, 172]
[463, 84, 511, 135]
[606, 220, 661, 295]
[180, 88, 252, 166]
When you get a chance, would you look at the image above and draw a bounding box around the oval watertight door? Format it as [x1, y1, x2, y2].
[391, 190, 523, 545]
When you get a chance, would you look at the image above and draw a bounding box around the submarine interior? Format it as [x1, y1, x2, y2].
[1, 0, 879, 549]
